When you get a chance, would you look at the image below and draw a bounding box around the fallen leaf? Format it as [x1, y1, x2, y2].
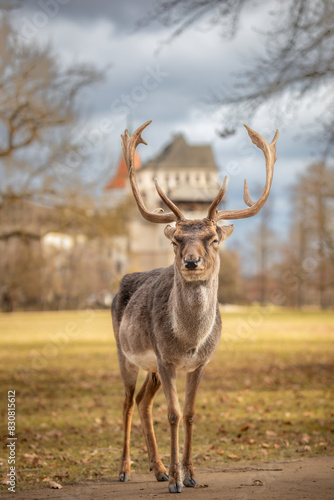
[49, 481, 62, 489]
[247, 438, 256, 445]
[253, 479, 264, 486]
[45, 430, 63, 439]
[300, 433, 310, 444]
[266, 430, 277, 437]
[227, 454, 241, 461]
[219, 437, 229, 443]
[23, 453, 43, 467]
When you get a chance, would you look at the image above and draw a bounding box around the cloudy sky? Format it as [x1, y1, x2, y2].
[6, 0, 323, 246]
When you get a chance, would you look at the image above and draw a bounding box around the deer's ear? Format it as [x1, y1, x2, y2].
[217, 224, 234, 242]
[164, 225, 176, 240]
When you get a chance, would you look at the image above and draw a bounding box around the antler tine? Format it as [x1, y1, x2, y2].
[121, 120, 151, 172]
[207, 175, 228, 220]
[213, 126, 279, 221]
[154, 178, 185, 221]
[121, 121, 184, 224]
[243, 179, 255, 207]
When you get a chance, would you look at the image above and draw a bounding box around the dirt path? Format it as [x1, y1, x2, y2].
[3, 456, 333, 500]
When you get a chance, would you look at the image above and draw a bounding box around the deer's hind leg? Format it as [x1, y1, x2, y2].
[136, 372, 169, 482]
[117, 350, 139, 482]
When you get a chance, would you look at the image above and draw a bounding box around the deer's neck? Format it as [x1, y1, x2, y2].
[170, 262, 219, 349]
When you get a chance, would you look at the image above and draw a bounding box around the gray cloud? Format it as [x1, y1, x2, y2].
[4, 0, 323, 242]
[12, 0, 158, 32]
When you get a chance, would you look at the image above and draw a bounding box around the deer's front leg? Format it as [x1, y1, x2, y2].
[182, 365, 205, 487]
[157, 361, 182, 494]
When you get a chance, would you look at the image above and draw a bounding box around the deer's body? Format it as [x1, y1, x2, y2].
[113, 247, 221, 375]
[112, 121, 278, 493]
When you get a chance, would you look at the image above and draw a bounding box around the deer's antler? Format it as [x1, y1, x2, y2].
[121, 121, 185, 223]
[207, 125, 279, 221]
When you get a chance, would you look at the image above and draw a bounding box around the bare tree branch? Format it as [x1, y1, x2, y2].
[144, 0, 334, 153]
[0, 16, 105, 216]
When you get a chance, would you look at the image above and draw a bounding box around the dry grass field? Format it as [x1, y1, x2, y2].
[0, 308, 333, 490]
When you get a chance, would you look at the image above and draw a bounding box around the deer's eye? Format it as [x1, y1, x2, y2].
[212, 239, 219, 245]
[172, 241, 178, 247]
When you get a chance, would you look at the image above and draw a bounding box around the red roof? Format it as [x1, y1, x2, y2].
[104, 152, 141, 190]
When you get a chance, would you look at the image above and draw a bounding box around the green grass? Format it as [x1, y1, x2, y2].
[0, 308, 333, 490]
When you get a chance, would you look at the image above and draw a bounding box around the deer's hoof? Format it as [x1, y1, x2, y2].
[169, 481, 183, 493]
[183, 477, 198, 487]
[157, 472, 169, 482]
[119, 472, 129, 482]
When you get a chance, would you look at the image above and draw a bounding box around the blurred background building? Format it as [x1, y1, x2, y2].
[1, 130, 240, 310]
[105, 132, 222, 271]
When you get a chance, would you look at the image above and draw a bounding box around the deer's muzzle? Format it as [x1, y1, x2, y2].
[183, 258, 201, 270]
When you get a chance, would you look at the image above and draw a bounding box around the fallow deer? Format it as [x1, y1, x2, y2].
[112, 120, 278, 493]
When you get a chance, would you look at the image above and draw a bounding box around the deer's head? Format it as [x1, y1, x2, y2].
[163, 219, 233, 281]
[121, 121, 278, 282]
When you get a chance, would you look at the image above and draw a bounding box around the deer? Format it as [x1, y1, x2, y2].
[111, 120, 278, 493]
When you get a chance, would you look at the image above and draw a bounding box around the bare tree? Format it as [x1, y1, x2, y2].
[143, 0, 334, 152]
[0, 15, 116, 308]
[139, 0, 246, 45]
[0, 15, 104, 239]
[218, 249, 243, 304]
[290, 183, 309, 308]
[250, 197, 277, 305]
[281, 162, 334, 308]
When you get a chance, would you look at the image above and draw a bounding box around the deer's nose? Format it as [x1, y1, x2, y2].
[183, 258, 201, 270]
